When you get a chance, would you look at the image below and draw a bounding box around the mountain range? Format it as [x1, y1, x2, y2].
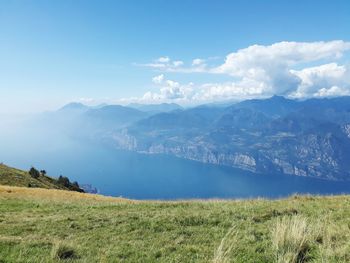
[47, 97, 350, 181]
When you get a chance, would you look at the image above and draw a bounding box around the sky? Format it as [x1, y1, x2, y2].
[1, 0, 350, 114]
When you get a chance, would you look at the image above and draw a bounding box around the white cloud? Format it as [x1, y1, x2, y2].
[173, 60, 184, 67]
[141, 63, 167, 69]
[212, 41, 350, 96]
[314, 86, 350, 97]
[124, 76, 266, 104]
[215, 41, 350, 75]
[157, 56, 170, 63]
[132, 41, 350, 103]
[136, 56, 172, 70]
[194, 80, 266, 102]
[290, 63, 350, 98]
[192, 58, 205, 66]
[152, 74, 165, 84]
[139, 57, 206, 72]
[141, 77, 194, 103]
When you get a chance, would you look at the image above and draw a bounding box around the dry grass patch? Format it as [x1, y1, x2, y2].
[213, 225, 238, 263]
[272, 216, 313, 263]
[0, 185, 134, 205]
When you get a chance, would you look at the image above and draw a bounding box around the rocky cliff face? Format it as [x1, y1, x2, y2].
[108, 96, 350, 181]
[111, 128, 350, 180]
[342, 124, 350, 138]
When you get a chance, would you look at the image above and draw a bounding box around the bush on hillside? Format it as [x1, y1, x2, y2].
[29, 167, 40, 179]
[58, 175, 70, 187]
[57, 175, 84, 193]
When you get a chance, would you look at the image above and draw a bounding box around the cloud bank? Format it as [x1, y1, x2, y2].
[131, 41, 350, 104]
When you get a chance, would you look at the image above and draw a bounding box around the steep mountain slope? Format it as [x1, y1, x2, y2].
[0, 163, 84, 192]
[110, 96, 350, 181]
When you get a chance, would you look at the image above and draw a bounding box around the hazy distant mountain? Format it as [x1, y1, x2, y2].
[128, 103, 183, 113]
[85, 105, 146, 123]
[108, 96, 350, 181]
[58, 102, 90, 113]
[35, 103, 149, 140]
[91, 103, 109, 109]
[82, 105, 148, 130]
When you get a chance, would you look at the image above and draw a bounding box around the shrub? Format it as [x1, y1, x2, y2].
[29, 167, 40, 179]
[57, 176, 84, 192]
[58, 175, 70, 187]
[72, 181, 79, 188]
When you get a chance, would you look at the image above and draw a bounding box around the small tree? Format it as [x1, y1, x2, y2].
[40, 170, 47, 176]
[57, 175, 84, 193]
[58, 175, 70, 187]
[29, 167, 40, 179]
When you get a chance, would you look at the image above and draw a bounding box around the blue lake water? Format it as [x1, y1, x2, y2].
[1, 138, 350, 200]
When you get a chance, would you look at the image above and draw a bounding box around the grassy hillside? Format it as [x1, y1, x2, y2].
[0, 185, 349, 262]
[0, 163, 83, 192]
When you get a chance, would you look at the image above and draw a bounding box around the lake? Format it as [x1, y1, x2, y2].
[1, 135, 350, 199]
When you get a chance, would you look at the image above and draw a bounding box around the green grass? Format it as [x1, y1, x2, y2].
[1, 186, 350, 262]
[0, 163, 79, 191]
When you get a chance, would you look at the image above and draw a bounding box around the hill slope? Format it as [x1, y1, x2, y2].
[0, 185, 349, 262]
[0, 164, 83, 192]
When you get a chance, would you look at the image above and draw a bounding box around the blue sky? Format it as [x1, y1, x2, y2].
[1, 0, 350, 113]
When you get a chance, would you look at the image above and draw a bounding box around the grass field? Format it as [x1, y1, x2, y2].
[0, 185, 350, 262]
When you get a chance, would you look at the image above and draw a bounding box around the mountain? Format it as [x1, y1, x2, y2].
[57, 103, 147, 124]
[34, 104, 149, 140]
[0, 163, 84, 192]
[128, 103, 183, 113]
[83, 105, 147, 128]
[58, 102, 90, 113]
[108, 96, 350, 181]
[48, 103, 177, 133]
[29, 96, 350, 181]
[232, 95, 300, 118]
[133, 105, 223, 130]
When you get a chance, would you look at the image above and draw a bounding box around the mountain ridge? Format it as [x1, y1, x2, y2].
[24, 96, 350, 182]
[107, 96, 350, 181]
